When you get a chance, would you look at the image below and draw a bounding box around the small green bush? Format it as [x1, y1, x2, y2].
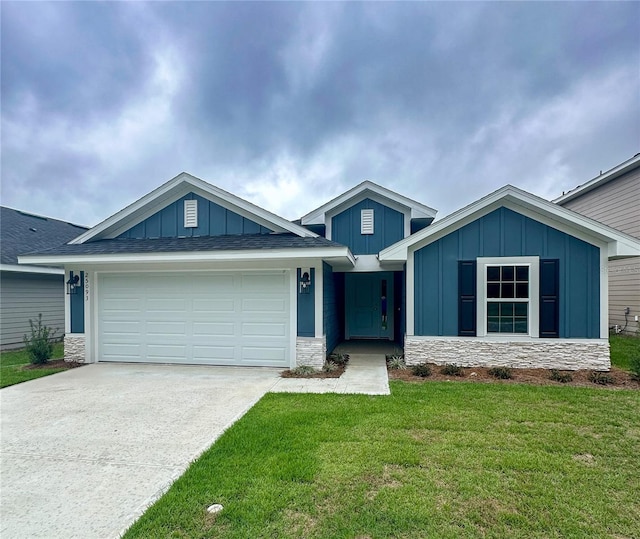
[630, 356, 640, 381]
[23, 314, 58, 365]
[322, 361, 339, 373]
[588, 371, 615, 385]
[412, 363, 432, 377]
[291, 365, 318, 376]
[549, 369, 573, 383]
[488, 366, 513, 380]
[387, 355, 407, 370]
[327, 353, 349, 366]
[440, 363, 464, 377]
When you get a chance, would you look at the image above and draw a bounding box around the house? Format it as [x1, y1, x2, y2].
[19, 173, 640, 370]
[554, 154, 640, 335]
[1, 207, 88, 349]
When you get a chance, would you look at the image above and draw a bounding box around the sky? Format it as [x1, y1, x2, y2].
[1, 2, 639, 228]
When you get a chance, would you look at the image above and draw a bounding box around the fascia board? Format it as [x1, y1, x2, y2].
[302, 181, 437, 225]
[1, 264, 64, 275]
[553, 154, 640, 204]
[18, 247, 355, 267]
[380, 184, 640, 262]
[72, 173, 317, 244]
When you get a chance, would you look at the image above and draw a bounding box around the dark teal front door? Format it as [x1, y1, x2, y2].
[345, 272, 394, 339]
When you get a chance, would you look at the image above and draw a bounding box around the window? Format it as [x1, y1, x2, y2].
[184, 200, 198, 228]
[361, 209, 374, 234]
[486, 265, 529, 334]
[476, 257, 539, 337]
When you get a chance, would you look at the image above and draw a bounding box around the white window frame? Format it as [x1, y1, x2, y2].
[476, 256, 539, 338]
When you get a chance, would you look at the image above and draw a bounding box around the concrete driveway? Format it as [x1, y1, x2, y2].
[0, 363, 281, 539]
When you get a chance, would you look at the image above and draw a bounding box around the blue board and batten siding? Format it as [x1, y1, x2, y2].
[332, 198, 404, 254]
[297, 268, 315, 337]
[323, 262, 344, 353]
[414, 207, 600, 338]
[118, 193, 272, 238]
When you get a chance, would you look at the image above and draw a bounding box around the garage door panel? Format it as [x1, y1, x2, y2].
[242, 322, 287, 337]
[242, 298, 287, 312]
[192, 321, 235, 336]
[99, 272, 290, 366]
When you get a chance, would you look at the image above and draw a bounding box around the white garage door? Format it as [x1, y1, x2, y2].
[98, 271, 291, 367]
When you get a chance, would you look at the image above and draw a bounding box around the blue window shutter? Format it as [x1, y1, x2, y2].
[458, 261, 477, 336]
[539, 259, 560, 338]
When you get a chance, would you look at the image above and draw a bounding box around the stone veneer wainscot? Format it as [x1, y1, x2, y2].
[404, 337, 610, 371]
[64, 334, 86, 363]
[295, 337, 325, 369]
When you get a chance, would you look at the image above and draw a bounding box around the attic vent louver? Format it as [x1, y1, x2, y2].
[184, 200, 198, 228]
[361, 209, 374, 235]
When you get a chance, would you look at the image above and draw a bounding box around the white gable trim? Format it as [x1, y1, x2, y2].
[554, 153, 640, 204]
[301, 180, 437, 227]
[70, 172, 317, 244]
[380, 185, 640, 262]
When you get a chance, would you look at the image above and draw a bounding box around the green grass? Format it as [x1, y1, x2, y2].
[125, 382, 640, 539]
[610, 333, 640, 371]
[0, 343, 65, 388]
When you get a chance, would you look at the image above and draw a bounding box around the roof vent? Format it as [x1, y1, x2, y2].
[361, 209, 374, 235]
[184, 200, 198, 228]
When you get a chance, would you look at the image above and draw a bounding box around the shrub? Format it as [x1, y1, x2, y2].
[440, 363, 464, 377]
[412, 363, 432, 377]
[588, 371, 615, 385]
[549, 369, 573, 383]
[387, 355, 407, 370]
[327, 353, 349, 366]
[23, 314, 58, 365]
[322, 361, 339, 373]
[630, 356, 640, 381]
[488, 366, 513, 379]
[291, 365, 318, 376]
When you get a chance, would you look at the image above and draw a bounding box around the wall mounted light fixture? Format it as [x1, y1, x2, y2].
[66, 274, 80, 295]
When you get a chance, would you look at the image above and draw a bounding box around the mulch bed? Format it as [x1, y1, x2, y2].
[280, 365, 346, 378]
[22, 359, 84, 370]
[389, 364, 640, 389]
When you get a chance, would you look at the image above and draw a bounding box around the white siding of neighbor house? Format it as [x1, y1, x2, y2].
[561, 169, 640, 334]
[0, 272, 66, 349]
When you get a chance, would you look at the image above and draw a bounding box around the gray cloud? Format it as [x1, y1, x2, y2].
[1, 1, 638, 226]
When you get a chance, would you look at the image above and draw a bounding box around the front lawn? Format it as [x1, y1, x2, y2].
[125, 382, 640, 538]
[0, 343, 66, 388]
[610, 333, 640, 371]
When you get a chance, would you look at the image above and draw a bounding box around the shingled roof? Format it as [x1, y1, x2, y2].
[1, 207, 88, 266]
[20, 233, 343, 257]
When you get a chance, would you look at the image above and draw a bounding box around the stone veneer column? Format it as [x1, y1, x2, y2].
[404, 337, 610, 371]
[295, 337, 326, 369]
[64, 334, 86, 363]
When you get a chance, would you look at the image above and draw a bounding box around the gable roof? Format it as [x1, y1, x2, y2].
[300, 180, 437, 225]
[380, 185, 640, 262]
[554, 153, 640, 205]
[71, 172, 318, 244]
[1, 207, 88, 273]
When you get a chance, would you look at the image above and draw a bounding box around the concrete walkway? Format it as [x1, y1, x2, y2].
[271, 344, 391, 395]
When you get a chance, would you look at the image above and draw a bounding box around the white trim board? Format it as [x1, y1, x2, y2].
[380, 185, 640, 262]
[70, 172, 318, 244]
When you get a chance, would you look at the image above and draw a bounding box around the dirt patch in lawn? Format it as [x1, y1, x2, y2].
[389, 364, 640, 390]
[22, 359, 84, 370]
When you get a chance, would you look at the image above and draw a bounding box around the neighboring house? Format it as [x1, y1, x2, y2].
[19, 173, 640, 370]
[554, 154, 640, 335]
[0, 207, 88, 349]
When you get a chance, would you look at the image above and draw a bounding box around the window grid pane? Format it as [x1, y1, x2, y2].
[486, 264, 530, 334]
